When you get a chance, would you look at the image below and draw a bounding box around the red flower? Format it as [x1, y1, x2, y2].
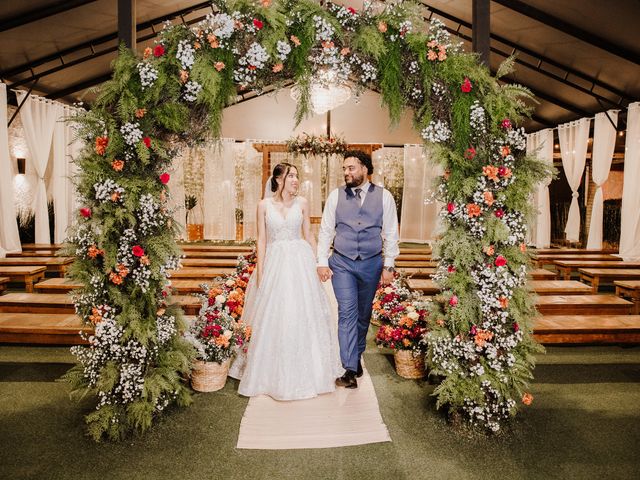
[470, 325, 477, 335]
[495, 208, 504, 218]
[513, 322, 520, 332]
[447, 202, 455, 214]
[253, 18, 264, 29]
[498, 166, 507, 177]
[95, 136, 108, 156]
[347, 7, 357, 14]
[208, 297, 215, 306]
[501, 118, 512, 130]
[143, 137, 151, 148]
[159, 173, 170, 184]
[464, 147, 476, 160]
[80, 207, 92, 218]
[153, 44, 165, 57]
[132, 245, 145, 257]
[461, 77, 472, 93]
[447, 265, 456, 273]
[495, 255, 507, 267]
[449, 295, 458, 307]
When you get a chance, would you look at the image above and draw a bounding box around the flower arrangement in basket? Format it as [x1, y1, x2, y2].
[371, 276, 414, 326]
[185, 252, 256, 391]
[287, 132, 348, 157]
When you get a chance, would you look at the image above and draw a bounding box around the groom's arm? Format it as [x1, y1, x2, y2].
[317, 189, 338, 267]
[381, 189, 400, 268]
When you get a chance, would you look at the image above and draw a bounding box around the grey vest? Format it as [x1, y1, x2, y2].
[334, 183, 383, 260]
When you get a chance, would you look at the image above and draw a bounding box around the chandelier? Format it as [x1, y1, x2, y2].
[290, 67, 352, 115]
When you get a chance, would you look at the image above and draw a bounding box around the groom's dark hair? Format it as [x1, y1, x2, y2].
[343, 150, 373, 175]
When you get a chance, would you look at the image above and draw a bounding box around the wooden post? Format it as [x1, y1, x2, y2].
[472, 0, 490, 66]
[118, 0, 136, 50]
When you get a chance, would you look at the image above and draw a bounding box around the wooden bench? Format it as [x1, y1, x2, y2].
[535, 294, 633, 315]
[179, 244, 253, 252]
[0, 266, 46, 293]
[554, 260, 640, 280]
[398, 267, 435, 278]
[534, 248, 617, 255]
[179, 258, 239, 268]
[578, 268, 640, 293]
[395, 260, 437, 268]
[20, 243, 63, 251]
[0, 313, 91, 344]
[0, 257, 74, 276]
[34, 278, 83, 293]
[168, 267, 236, 280]
[405, 279, 592, 296]
[396, 254, 432, 261]
[533, 315, 640, 344]
[529, 269, 557, 280]
[0, 277, 9, 294]
[6, 250, 63, 258]
[533, 254, 618, 268]
[614, 280, 640, 315]
[0, 292, 203, 316]
[182, 251, 249, 259]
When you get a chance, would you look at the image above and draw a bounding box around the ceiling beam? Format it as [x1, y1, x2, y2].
[0, 0, 98, 33]
[492, 0, 640, 66]
[1, 1, 213, 80]
[420, 2, 632, 103]
[472, 0, 490, 65]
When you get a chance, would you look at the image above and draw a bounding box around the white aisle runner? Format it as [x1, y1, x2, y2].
[236, 282, 391, 450]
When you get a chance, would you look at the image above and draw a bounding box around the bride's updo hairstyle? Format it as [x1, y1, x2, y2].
[270, 162, 296, 193]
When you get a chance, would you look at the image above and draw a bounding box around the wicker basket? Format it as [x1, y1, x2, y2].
[191, 359, 231, 392]
[394, 349, 426, 379]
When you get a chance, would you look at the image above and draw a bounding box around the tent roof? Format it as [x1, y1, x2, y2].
[1, 0, 639, 133]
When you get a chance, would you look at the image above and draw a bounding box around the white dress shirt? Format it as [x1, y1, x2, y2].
[317, 181, 400, 267]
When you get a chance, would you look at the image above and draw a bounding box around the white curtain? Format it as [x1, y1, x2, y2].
[586, 110, 619, 249]
[325, 153, 343, 198]
[241, 142, 262, 240]
[203, 139, 237, 240]
[168, 148, 187, 239]
[16, 91, 60, 243]
[66, 112, 83, 229]
[298, 154, 323, 217]
[526, 129, 554, 248]
[0, 83, 21, 256]
[619, 102, 640, 260]
[371, 148, 387, 187]
[558, 118, 591, 242]
[400, 145, 440, 243]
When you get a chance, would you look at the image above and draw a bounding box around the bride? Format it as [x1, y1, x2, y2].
[232, 162, 344, 400]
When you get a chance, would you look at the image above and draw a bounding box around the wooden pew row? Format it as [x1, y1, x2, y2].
[0, 277, 9, 294]
[533, 315, 640, 344]
[6, 250, 62, 258]
[615, 280, 640, 315]
[554, 260, 640, 280]
[0, 266, 46, 293]
[0, 257, 73, 276]
[533, 248, 617, 255]
[20, 243, 63, 251]
[579, 268, 640, 293]
[406, 279, 592, 296]
[533, 254, 618, 268]
[398, 268, 557, 280]
[36, 278, 215, 295]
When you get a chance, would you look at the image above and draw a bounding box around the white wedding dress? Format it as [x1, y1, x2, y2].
[233, 197, 344, 401]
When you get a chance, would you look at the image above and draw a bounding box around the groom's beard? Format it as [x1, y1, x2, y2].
[345, 173, 365, 188]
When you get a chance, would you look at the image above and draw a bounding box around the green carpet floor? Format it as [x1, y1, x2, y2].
[1, 339, 639, 480]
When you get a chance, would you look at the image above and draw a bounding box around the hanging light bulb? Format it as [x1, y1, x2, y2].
[290, 66, 351, 115]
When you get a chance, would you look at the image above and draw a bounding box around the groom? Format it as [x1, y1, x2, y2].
[317, 150, 399, 389]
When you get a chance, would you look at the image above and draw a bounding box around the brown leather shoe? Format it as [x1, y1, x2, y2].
[335, 370, 358, 389]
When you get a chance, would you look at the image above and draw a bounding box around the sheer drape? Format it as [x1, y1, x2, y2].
[203, 139, 237, 240]
[526, 129, 554, 248]
[241, 142, 262, 240]
[168, 148, 187, 240]
[0, 83, 21, 255]
[16, 91, 60, 243]
[297, 154, 322, 217]
[619, 102, 640, 260]
[66, 112, 83, 229]
[371, 148, 387, 187]
[558, 118, 591, 242]
[325, 153, 343, 198]
[400, 145, 440, 243]
[586, 110, 618, 249]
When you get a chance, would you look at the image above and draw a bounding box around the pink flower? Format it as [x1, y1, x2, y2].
[80, 207, 91, 218]
[253, 18, 264, 30]
[132, 245, 145, 257]
[214, 62, 225, 71]
[153, 44, 165, 57]
[159, 173, 170, 185]
[501, 118, 512, 130]
[495, 255, 507, 267]
[464, 147, 476, 160]
[447, 202, 455, 214]
[143, 137, 151, 148]
[495, 208, 504, 218]
[449, 295, 458, 307]
[461, 77, 472, 93]
[470, 325, 477, 335]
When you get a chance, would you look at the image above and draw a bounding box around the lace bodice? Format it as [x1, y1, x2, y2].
[265, 197, 303, 243]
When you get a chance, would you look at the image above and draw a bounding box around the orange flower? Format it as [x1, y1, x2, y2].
[215, 335, 230, 348]
[117, 263, 129, 277]
[180, 69, 189, 83]
[109, 272, 123, 285]
[436, 318, 445, 327]
[244, 326, 252, 341]
[156, 307, 166, 316]
[483, 191, 494, 206]
[234, 20, 244, 30]
[427, 50, 438, 61]
[89, 307, 102, 324]
[272, 63, 283, 73]
[193, 41, 201, 50]
[443, 169, 451, 180]
[207, 34, 219, 48]
[466, 203, 482, 218]
[340, 47, 350, 56]
[143, 47, 152, 59]
[499, 296, 509, 309]
[438, 51, 447, 61]
[135, 108, 146, 118]
[519, 243, 527, 253]
[427, 40, 437, 48]
[140, 255, 150, 266]
[378, 21, 388, 33]
[522, 393, 533, 405]
[322, 40, 334, 49]
[112, 159, 124, 172]
[110, 192, 121, 202]
[483, 165, 499, 182]
[214, 62, 225, 71]
[95, 136, 108, 156]
[402, 338, 411, 347]
[474, 329, 494, 347]
[483, 245, 495, 256]
[290, 35, 301, 46]
[501, 167, 513, 178]
[87, 245, 104, 259]
[501, 145, 511, 157]
[261, 0, 272, 6]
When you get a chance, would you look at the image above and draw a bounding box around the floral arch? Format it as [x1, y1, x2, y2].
[64, 0, 551, 440]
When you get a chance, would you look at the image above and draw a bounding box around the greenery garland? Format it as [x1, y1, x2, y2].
[63, 0, 551, 440]
[287, 132, 347, 156]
